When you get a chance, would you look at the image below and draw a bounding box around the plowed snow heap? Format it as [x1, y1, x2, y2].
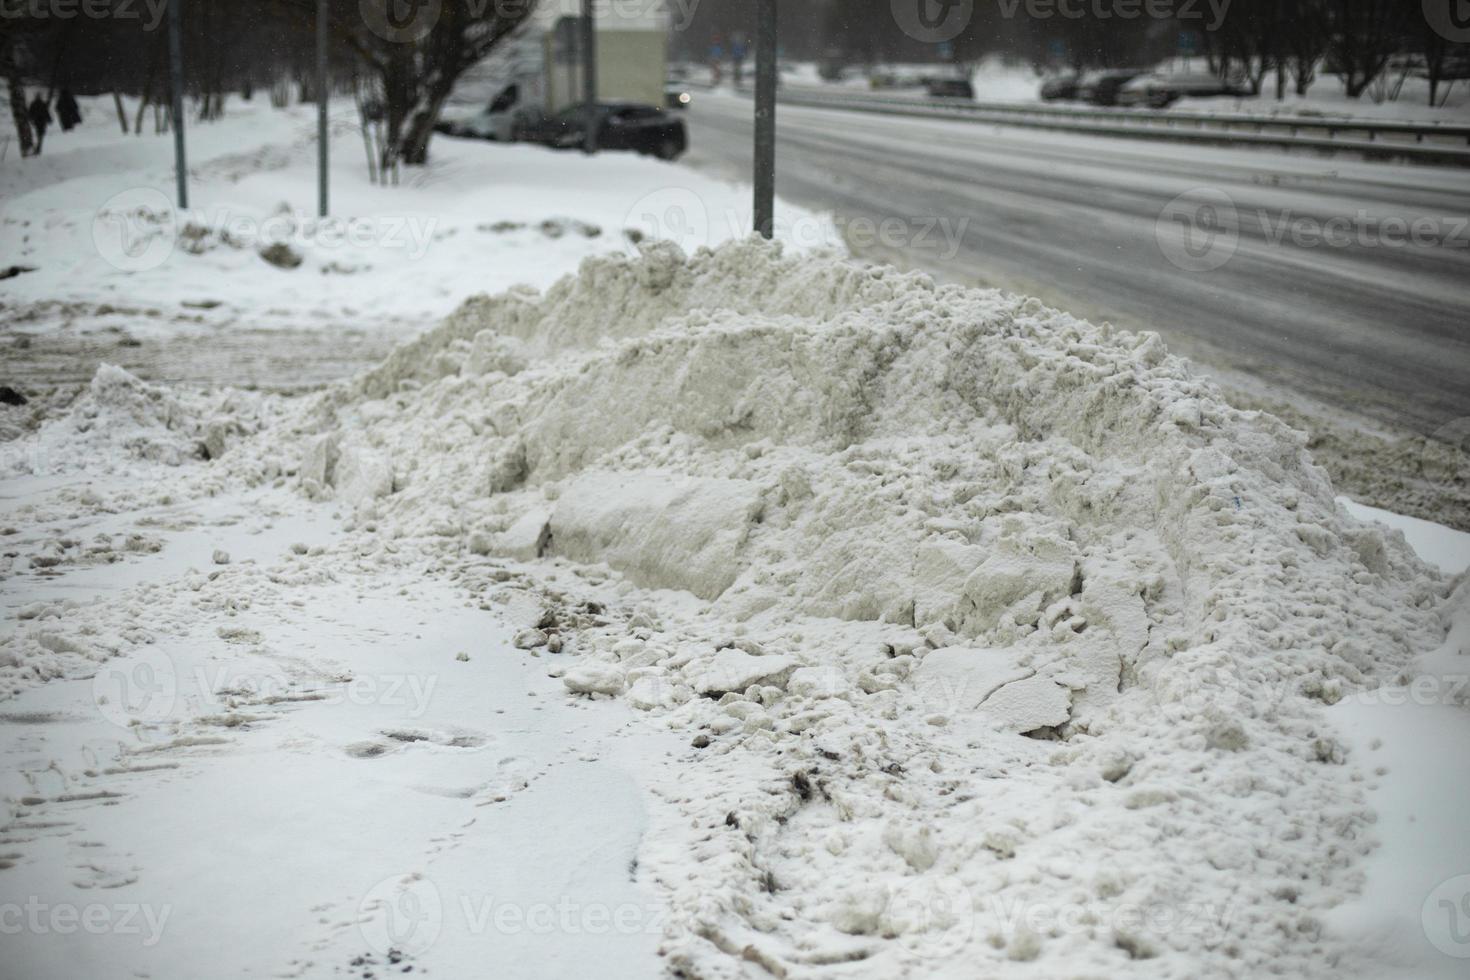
[304, 239, 1459, 977]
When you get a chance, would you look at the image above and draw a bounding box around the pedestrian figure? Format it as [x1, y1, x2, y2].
[27, 95, 51, 154]
[57, 89, 81, 132]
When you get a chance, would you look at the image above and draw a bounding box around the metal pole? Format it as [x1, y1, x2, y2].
[753, 0, 776, 238]
[168, 0, 188, 208]
[317, 0, 328, 217]
[581, 0, 597, 154]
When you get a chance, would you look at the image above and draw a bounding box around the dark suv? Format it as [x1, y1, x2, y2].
[518, 103, 687, 160]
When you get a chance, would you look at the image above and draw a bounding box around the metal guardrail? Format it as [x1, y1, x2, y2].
[756, 86, 1470, 167]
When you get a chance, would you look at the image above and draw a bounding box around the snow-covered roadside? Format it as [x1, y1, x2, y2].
[0, 96, 838, 388]
[778, 56, 1470, 120]
[0, 459, 684, 978]
[3, 88, 1468, 980]
[1322, 502, 1470, 980]
[6, 238, 1464, 978]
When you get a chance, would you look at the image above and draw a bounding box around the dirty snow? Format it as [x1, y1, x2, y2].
[6, 238, 1462, 976]
[2, 94, 1468, 977]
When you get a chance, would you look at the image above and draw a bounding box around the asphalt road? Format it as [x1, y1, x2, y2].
[682, 92, 1470, 438]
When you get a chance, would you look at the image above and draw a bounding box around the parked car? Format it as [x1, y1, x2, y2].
[518, 102, 687, 160]
[817, 56, 848, 82]
[1116, 70, 1252, 108]
[1039, 74, 1081, 101]
[435, 84, 523, 141]
[923, 77, 975, 99]
[1076, 69, 1148, 106]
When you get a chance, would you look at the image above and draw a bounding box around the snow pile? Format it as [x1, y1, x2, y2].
[282, 238, 1460, 976]
[1, 364, 275, 479]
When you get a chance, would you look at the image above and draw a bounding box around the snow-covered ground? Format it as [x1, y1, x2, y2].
[1, 95, 836, 387]
[2, 92, 1469, 980]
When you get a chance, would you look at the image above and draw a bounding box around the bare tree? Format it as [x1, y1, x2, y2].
[265, 0, 536, 169]
[1322, 0, 1412, 98]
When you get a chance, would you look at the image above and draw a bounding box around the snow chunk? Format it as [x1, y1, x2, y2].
[332, 445, 393, 508]
[471, 508, 551, 561]
[550, 471, 762, 600]
[911, 647, 1072, 733]
[978, 674, 1073, 733]
[690, 649, 797, 697]
[562, 662, 625, 697]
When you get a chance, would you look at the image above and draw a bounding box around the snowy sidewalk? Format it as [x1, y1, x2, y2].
[0, 479, 679, 977]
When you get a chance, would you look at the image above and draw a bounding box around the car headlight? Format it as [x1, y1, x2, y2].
[678, 92, 691, 105]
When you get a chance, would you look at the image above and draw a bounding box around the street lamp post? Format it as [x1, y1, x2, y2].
[753, 0, 777, 238]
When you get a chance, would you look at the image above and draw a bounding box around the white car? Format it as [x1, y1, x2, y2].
[1117, 70, 1252, 108]
[437, 84, 523, 141]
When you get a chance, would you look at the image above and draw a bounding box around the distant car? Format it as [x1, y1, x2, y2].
[1117, 70, 1252, 108]
[923, 77, 974, 99]
[518, 102, 687, 160]
[1039, 74, 1081, 101]
[665, 84, 692, 110]
[435, 84, 523, 141]
[1077, 69, 1151, 106]
[817, 58, 847, 82]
